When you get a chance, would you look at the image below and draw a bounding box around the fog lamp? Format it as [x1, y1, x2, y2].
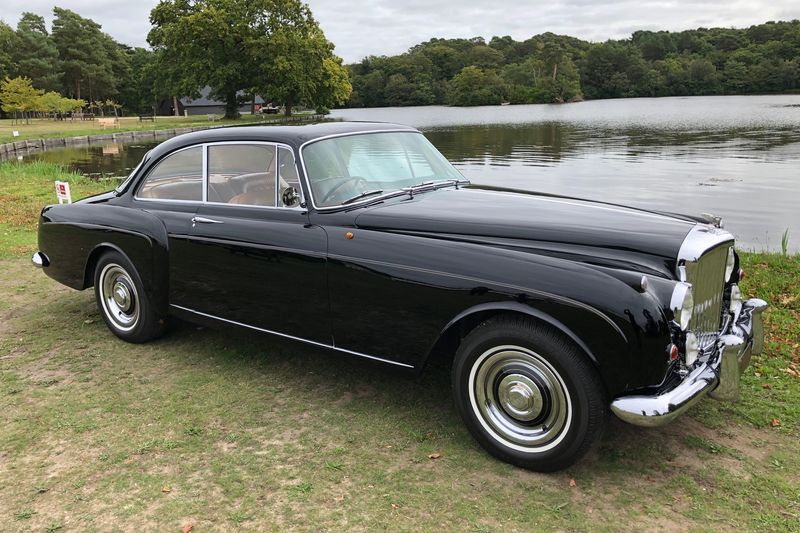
[685, 332, 699, 366]
[670, 282, 694, 330]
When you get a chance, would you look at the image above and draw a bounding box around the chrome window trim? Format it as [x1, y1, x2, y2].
[297, 128, 444, 212]
[115, 150, 151, 194]
[201, 143, 208, 203]
[170, 303, 414, 369]
[133, 144, 205, 204]
[133, 140, 304, 211]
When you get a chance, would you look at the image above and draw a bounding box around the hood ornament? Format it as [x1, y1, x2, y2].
[700, 212, 723, 228]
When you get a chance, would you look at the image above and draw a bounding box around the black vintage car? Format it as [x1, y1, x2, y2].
[33, 122, 767, 471]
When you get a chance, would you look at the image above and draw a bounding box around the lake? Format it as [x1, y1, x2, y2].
[17, 95, 800, 252]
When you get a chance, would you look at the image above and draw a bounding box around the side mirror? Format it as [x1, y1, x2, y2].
[282, 186, 301, 207]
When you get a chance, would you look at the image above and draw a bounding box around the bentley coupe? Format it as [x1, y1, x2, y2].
[33, 122, 767, 471]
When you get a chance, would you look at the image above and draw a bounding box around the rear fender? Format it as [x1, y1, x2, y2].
[38, 204, 169, 315]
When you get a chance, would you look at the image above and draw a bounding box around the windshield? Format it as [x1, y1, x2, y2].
[302, 132, 464, 207]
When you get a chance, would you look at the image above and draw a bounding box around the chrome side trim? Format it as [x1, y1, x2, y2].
[169, 304, 415, 369]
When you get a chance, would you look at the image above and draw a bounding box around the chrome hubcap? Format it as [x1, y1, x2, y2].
[112, 282, 132, 312]
[498, 374, 542, 421]
[99, 264, 139, 332]
[469, 345, 572, 452]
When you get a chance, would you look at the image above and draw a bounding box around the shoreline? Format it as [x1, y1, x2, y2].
[0, 114, 327, 160]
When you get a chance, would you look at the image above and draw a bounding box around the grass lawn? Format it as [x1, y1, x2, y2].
[0, 114, 282, 144]
[0, 162, 798, 531]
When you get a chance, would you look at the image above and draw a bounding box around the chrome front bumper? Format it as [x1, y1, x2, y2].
[610, 298, 768, 427]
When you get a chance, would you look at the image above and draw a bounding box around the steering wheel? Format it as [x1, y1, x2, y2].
[320, 176, 368, 205]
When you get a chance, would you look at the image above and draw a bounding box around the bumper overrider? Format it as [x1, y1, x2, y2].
[611, 298, 768, 427]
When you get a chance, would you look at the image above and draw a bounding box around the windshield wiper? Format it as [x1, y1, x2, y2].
[403, 179, 470, 197]
[341, 189, 384, 205]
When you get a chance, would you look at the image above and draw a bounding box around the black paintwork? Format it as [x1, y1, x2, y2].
[37, 122, 699, 397]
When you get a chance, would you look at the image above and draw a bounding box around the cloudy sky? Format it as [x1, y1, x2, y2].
[2, 0, 799, 63]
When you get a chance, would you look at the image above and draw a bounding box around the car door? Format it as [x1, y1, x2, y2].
[132, 145, 203, 307]
[177, 142, 330, 344]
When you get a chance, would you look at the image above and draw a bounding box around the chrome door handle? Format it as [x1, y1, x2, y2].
[192, 216, 224, 227]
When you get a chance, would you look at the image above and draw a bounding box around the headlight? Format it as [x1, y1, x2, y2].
[670, 282, 694, 330]
[724, 248, 736, 281]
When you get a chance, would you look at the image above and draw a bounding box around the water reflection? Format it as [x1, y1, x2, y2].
[17, 142, 154, 180]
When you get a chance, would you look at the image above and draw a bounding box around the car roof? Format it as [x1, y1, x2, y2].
[148, 121, 419, 158]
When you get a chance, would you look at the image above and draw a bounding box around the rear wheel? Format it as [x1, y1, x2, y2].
[93, 251, 164, 343]
[452, 316, 606, 472]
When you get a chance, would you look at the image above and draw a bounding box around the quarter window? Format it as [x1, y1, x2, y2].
[137, 146, 202, 201]
[278, 146, 304, 208]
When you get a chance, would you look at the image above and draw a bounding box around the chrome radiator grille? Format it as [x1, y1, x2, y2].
[684, 244, 731, 332]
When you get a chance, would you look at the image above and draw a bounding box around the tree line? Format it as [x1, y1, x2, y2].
[346, 20, 800, 107]
[0, 1, 351, 120]
[1, 8, 799, 117]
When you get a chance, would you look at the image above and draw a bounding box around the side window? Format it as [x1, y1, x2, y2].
[137, 146, 202, 201]
[278, 147, 304, 208]
[208, 144, 277, 207]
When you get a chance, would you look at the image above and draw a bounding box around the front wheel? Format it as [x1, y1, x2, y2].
[93, 251, 165, 343]
[452, 316, 606, 472]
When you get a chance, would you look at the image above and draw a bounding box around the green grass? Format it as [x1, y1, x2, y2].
[0, 161, 111, 256]
[0, 114, 271, 144]
[0, 162, 798, 530]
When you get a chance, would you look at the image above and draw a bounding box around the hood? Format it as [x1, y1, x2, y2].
[354, 185, 697, 278]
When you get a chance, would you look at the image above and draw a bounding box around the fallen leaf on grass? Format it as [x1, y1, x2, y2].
[569, 479, 577, 488]
[182, 524, 193, 533]
[428, 452, 441, 460]
[771, 419, 781, 427]
[83, 319, 94, 325]
[762, 383, 772, 389]
[161, 486, 171, 493]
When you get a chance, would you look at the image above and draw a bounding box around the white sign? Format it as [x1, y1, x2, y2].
[12, 130, 19, 137]
[55, 181, 72, 204]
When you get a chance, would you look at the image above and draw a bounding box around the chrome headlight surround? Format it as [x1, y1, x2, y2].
[670, 282, 694, 331]
[724, 247, 736, 281]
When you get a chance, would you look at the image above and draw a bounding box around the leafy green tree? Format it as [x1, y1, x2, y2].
[0, 22, 16, 82]
[13, 13, 61, 92]
[52, 7, 123, 101]
[1, 76, 43, 123]
[149, 0, 350, 118]
[449, 66, 507, 106]
[468, 45, 504, 69]
[117, 47, 159, 114]
[252, 1, 351, 116]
